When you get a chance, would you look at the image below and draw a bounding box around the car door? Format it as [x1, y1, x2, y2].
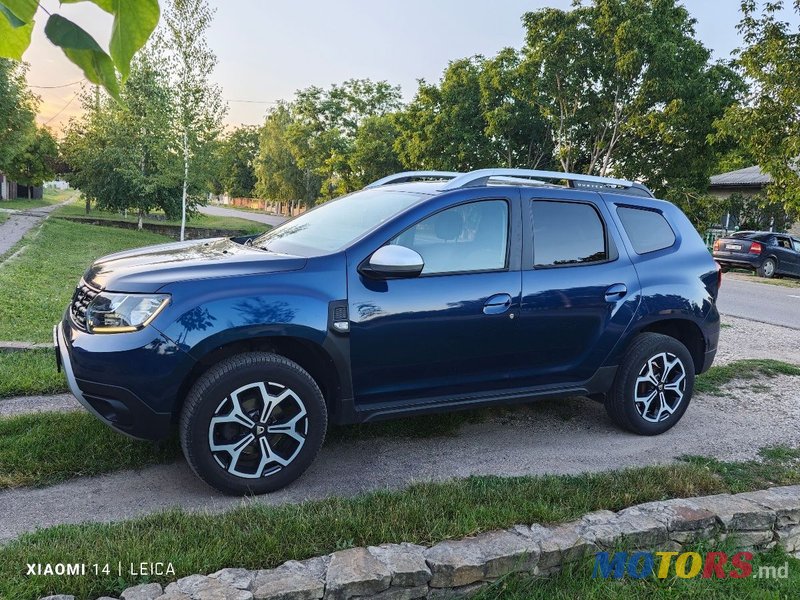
[515, 190, 641, 387]
[346, 194, 525, 406]
[774, 235, 800, 275]
[793, 239, 800, 275]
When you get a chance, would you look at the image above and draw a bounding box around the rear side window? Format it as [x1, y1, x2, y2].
[531, 200, 608, 267]
[617, 206, 676, 254]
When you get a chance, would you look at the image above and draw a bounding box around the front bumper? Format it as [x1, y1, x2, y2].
[54, 319, 191, 440]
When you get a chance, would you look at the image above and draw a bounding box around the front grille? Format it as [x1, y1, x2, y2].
[70, 280, 100, 330]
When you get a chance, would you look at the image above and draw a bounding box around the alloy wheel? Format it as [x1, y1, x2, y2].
[633, 352, 686, 423]
[208, 381, 308, 479]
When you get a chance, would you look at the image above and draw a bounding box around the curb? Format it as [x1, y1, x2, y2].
[39, 484, 800, 600]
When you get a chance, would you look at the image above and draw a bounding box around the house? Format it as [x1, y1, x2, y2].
[708, 165, 799, 235]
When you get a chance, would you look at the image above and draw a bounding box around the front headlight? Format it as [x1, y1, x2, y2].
[86, 292, 170, 333]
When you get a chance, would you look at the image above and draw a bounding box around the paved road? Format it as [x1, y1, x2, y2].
[717, 274, 800, 330]
[0, 198, 74, 258]
[198, 204, 288, 228]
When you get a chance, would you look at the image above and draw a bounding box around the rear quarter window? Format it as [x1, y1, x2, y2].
[616, 206, 676, 254]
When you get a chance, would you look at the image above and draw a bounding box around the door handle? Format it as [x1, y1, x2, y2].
[483, 293, 512, 315]
[604, 283, 628, 301]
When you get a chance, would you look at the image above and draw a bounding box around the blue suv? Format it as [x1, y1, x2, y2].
[55, 169, 721, 494]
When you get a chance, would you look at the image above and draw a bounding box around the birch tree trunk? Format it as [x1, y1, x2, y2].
[180, 128, 188, 241]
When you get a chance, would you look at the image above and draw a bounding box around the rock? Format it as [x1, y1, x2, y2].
[738, 486, 800, 528]
[96, 597, 120, 600]
[691, 494, 776, 531]
[368, 585, 428, 600]
[426, 582, 487, 599]
[471, 530, 538, 579]
[775, 524, 800, 552]
[38, 596, 75, 600]
[517, 522, 595, 574]
[252, 565, 324, 600]
[209, 568, 255, 590]
[164, 574, 253, 600]
[367, 543, 431, 587]
[324, 547, 391, 599]
[121, 583, 164, 600]
[424, 539, 485, 588]
[618, 498, 717, 533]
[720, 529, 775, 549]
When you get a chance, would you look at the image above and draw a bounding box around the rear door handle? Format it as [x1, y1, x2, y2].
[483, 293, 512, 315]
[604, 283, 628, 301]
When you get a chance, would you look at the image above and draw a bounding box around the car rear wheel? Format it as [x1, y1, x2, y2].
[605, 333, 694, 436]
[179, 352, 327, 495]
[758, 258, 776, 278]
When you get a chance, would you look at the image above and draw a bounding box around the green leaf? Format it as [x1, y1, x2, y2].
[60, 0, 114, 13]
[44, 14, 120, 100]
[108, 0, 160, 79]
[61, 0, 160, 80]
[0, 0, 37, 24]
[0, 11, 32, 59]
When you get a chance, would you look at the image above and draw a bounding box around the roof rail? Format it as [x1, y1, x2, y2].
[365, 171, 462, 189]
[440, 168, 652, 196]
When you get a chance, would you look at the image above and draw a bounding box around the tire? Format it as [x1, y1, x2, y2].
[758, 258, 776, 278]
[179, 352, 327, 495]
[604, 333, 695, 436]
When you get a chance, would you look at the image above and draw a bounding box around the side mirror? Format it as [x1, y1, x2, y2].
[363, 245, 424, 279]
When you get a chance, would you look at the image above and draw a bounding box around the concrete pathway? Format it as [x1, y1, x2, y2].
[198, 204, 288, 228]
[0, 197, 75, 258]
[0, 393, 79, 418]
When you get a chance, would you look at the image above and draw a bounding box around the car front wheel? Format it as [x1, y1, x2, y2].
[605, 333, 694, 436]
[179, 352, 327, 495]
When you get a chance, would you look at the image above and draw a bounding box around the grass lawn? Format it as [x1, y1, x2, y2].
[58, 198, 267, 235]
[2, 447, 799, 600]
[0, 218, 170, 343]
[0, 211, 7, 224]
[694, 359, 800, 395]
[0, 411, 179, 488]
[0, 187, 76, 211]
[0, 349, 66, 397]
[726, 270, 800, 288]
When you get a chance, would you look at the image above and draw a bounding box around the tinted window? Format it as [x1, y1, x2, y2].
[532, 201, 607, 267]
[391, 200, 508, 275]
[775, 236, 793, 250]
[617, 206, 676, 254]
[732, 231, 771, 242]
[793, 239, 800, 253]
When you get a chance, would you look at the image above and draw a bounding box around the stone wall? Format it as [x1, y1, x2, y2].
[41, 485, 800, 600]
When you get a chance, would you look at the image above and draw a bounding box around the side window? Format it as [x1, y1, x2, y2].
[531, 200, 608, 267]
[793, 239, 800, 253]
[617, 206, 676, 254]
[776, 236, 792, 250]
[390, 200, 509, 275]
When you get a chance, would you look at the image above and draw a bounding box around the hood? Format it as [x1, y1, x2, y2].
[85, 237, 307, 292]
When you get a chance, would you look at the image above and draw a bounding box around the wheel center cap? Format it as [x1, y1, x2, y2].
[256, 425, 265, 435]
[658, 383, 664, 391]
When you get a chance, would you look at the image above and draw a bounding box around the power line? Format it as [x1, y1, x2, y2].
[44, 91, 79, 125]
[29, 79, 85, 89]
[225, 99, 281, 104]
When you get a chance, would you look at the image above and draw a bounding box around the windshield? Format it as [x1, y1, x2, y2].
[253, 188, 428, 255]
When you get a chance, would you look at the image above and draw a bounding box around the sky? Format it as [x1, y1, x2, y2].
[23, 0, 800, 132]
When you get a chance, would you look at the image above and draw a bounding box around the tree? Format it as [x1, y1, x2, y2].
[0, 58, 36, 178]
[396, 57, 495, 171]
[255, 104, 311, 212]
[349, 114, 404, 188]
[217, 126, 259, 198]
[62, 53, 182, 227]
[0, 0, 160, 100]
[161, 0, 227, 240]
[520, 0, 739, 181]
[8, 126, 58, 198]
[715, 0, 800, 219]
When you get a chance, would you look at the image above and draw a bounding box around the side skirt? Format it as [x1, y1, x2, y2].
[333, 365, 617, 425]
